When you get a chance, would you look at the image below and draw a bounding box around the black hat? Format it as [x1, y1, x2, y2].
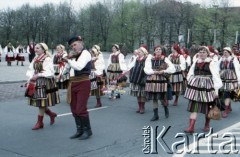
[68, 36, 82, 45]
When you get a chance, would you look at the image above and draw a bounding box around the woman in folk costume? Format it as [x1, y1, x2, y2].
[90, 46, 105, 108]
[15, 44, 26, 66]
[107, 44, 127, 99]
[218, 47, 240, 118]
[128, 47, 148, 114]
[184, 46, 222, 133]
[53, 44, 69, 89]
[181, 48, 191, 94]
[193, 46, 219, 63]
[144, 45, 175, 121]
[168, 44, 186, 106]
[26, 43, 60, 130]
[4, 42, 15, 66]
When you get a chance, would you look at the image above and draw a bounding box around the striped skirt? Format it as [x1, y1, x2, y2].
[145, 74, 168, 100]
[54, 65, 60, 75]
[185, 76, 215, 114]
[145, 74, 168, 92]
[184, 76, 215, 103]
[56, 80, 69, 89]
[54, 65, 70, 89]
[129, 83, 146, 97]
[170, 65, 184, 83]
[220, 69, 238, 91]
[170, 65, 183, 92]
[187, 101, 213, 114]
[28, 77, 60, 107]
[91, 77, 104, 97]
[90, 71, 98, 90]
[107, 63, 122, 80]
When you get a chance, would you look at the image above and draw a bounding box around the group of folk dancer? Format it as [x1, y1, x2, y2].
[0, 42, 36, 66]
[24, 35, 240, 140]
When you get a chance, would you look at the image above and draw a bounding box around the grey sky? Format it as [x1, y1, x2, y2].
[0, 0, 239, 10]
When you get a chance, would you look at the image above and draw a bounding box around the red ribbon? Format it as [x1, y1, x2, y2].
[58, 61, 65, 68]
[223, 61, 229, 68]
[196, 62, 206, 68]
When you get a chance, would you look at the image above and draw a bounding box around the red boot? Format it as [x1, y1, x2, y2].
[45, 109, 57, 125]
[173, 96, 179, 106]
[222, 106, 229, 118]
[32, 115, 44, 130]
[139, 102, 145, 114]
[228, 103, 232, 113]
[203, 117, 210, 132]
[184, 119, 196, 134]
[136, 102, 141, 113]
[165, 100, 169, 106]
[95, 98, 102, 108]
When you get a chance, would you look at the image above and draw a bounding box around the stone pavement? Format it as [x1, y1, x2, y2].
[0, 54, 30, 83]
[0, 55, 30, 101]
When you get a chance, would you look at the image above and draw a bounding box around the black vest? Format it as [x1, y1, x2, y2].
[194, 62, 211, 76]
[74, 49, 91, 76]
[129, 58, 146, 85]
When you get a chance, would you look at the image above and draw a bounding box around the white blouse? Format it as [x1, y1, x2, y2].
[63, 49, 92, 77]
[168, 54, 186, 71]
[93, 53, 105, 76]
[26, 56, 55, 80]
[127, 55, 137, 70]
[144, 55, 176, 75]
[185, 55, 191, 67]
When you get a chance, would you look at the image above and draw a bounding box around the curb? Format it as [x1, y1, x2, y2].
[0, 80, 27, 84]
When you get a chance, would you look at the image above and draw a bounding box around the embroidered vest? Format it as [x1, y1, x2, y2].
[74, 49, 91, 76]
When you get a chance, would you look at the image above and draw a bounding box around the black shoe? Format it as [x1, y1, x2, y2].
[164, 106, 169, 118]
[70, 117, 83, 139]
[79, 117, 92, 140]
[116, 93, 121, 99]
[78, 128, 92, 140]
[70, 128, 83, 139]
[150, 108, 159, 121]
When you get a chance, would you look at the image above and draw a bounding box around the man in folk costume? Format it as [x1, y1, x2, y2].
[27, 41, 35, 63]
[62, 36, 92, 140]
[144, 45, 176, 121]
[107, 44, 127, 99]
[184, 46, 222, 133]
[90, 45, 105, 108]
[53, 44, 69, 89]
[26, 43, 60, 130]
[128, 47, 148, 114]
[15, 44, 26, 66]
[168, 44, 186, 106]
[181, 48, 191, 95]
[218, 47, 240, 118]
[4, 42, 15, 66]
